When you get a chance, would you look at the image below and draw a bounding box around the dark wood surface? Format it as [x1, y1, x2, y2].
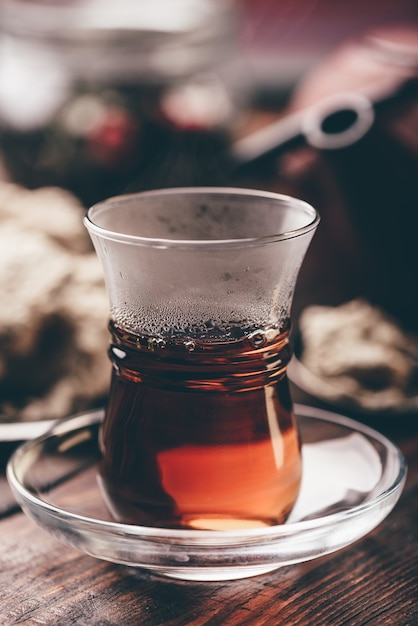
[0, 387, 417, 626]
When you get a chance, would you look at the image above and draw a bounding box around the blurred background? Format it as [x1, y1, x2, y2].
[0, 0, 418, 425]
[1, 0, 417, 201]
[238, 0, 418, 102]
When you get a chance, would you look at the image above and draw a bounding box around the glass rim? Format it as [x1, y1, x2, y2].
[84, 187, 320, 249]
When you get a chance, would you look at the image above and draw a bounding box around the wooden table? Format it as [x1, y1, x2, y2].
[0, 386, 417, 626]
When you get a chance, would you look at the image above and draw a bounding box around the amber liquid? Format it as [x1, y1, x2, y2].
[98, 321, 302, 530]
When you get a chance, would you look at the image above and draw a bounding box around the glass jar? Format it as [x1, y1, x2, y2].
[0, 0, 238, 206]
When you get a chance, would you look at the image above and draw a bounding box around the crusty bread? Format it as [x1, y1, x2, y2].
[298, 299, 418, 410]
[0, 183, 110, 421]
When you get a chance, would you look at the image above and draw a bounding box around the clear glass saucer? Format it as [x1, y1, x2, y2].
[7, 405, 406, 582]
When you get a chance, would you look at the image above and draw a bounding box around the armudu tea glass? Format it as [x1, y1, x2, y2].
[84, 187, 319, 530]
